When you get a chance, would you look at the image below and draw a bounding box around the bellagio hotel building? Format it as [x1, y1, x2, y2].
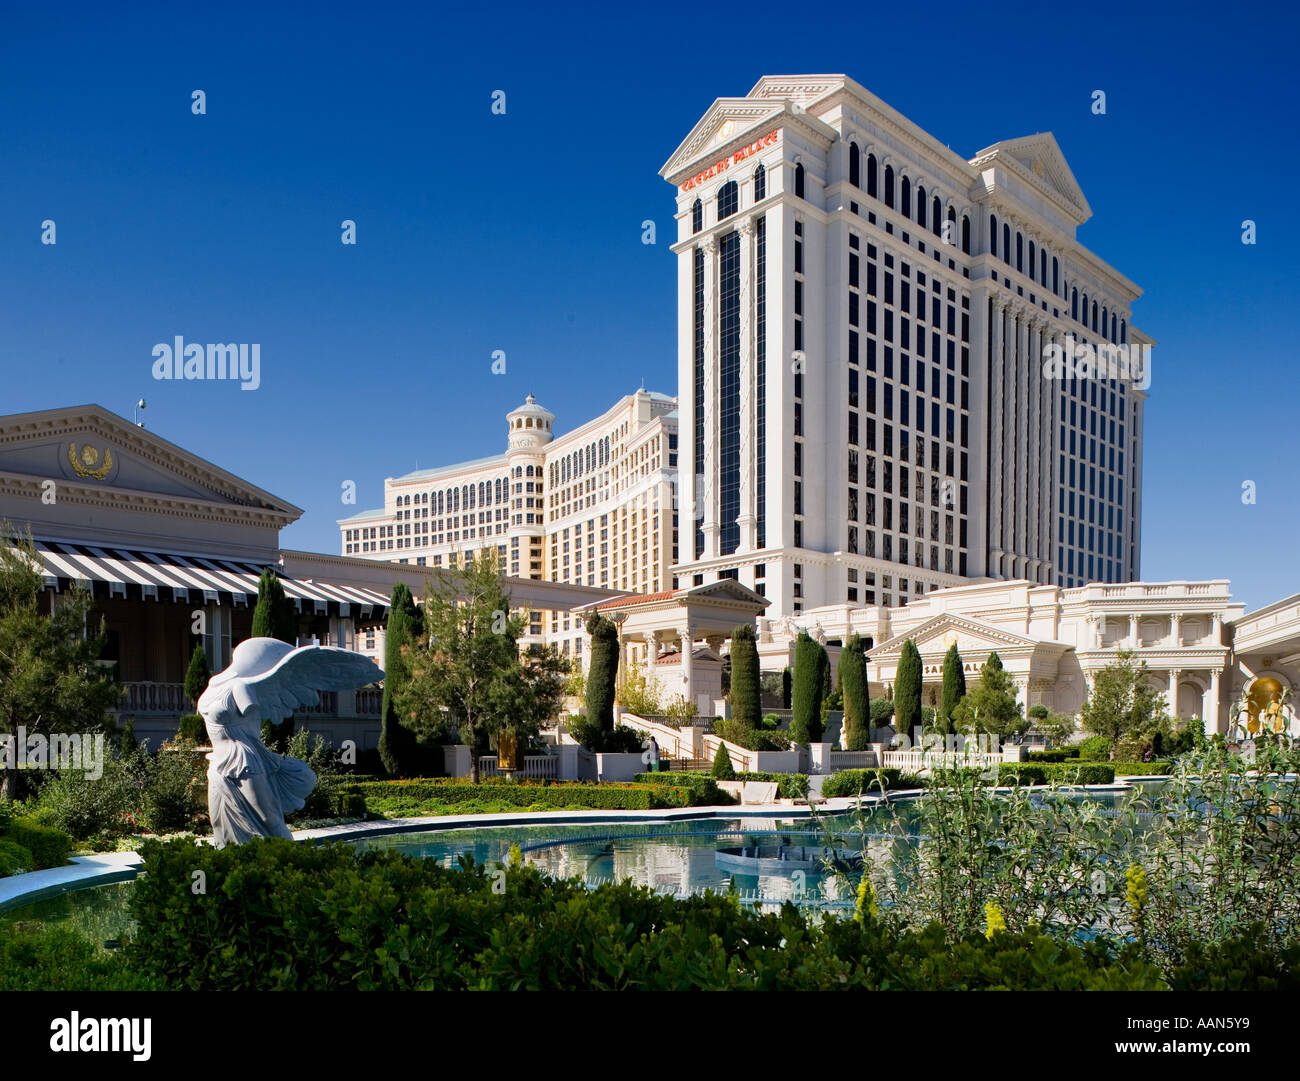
[338, 390, 679, 656]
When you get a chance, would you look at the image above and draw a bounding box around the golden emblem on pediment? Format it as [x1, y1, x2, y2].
[1032, 158, 1045, 178]
[943, 630, 960, 648]
[68, 442, 113, 480]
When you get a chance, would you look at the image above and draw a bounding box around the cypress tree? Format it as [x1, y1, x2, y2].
[251, 568, 298, 644]
[711, 741, 736, 780]
[791, 632, 826, 745]
[379, 582, 422, 777]
[184, 644, 211, 705]
[584, 610, 619, 732]
[894, 639, 922, 743]
[838, 634, 870, 751]
[729, 624, 761, 728]
[781, 667, 792, 710]
[939, 642, 964, 733]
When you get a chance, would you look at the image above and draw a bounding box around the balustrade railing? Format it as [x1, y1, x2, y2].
[478, 755, 559, 780]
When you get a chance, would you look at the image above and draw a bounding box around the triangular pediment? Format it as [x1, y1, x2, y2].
[869, 613, 1039, 661]
[969, 132, 1091, 222]
[0, 404, 300, 518]
[682, 579, 770, 610]
[661, 99, 790, 182]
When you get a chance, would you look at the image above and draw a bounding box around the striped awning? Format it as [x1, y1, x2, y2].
[29, 540, 387, 619]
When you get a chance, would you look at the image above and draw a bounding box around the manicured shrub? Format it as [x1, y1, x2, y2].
[894, 640, 922, 740]
[176, 713, 206, 743]
[996, 763, 1115, 786]
[183, 644, 211, 704]
[633, 772, 734, 806]
[939, 642, 964, 732]
[1078, 735, 1113, 760]
[838, 634, 870, 751]
[567, 716, 646, 754]
[380, 581, 422, 777]
[791, 633, 827, 744]
[354, 779, 690, 811]
[870, 698, 895, 728]
[1110, 761, 1173, 776]
[821, 768, 903, 797]
[729, 624, 762, 728]
[781, 667, 792, 710]
[1027, 748, 1082, 762]
[584, 611, 619, 732]
[711, 742, 736, 780]
[0, 838, 35, 877]
[251, 568, 298, 643]
[7, 817, 72, 869]
[712, 718, 791, 752]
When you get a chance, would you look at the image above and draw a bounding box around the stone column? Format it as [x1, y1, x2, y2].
[1014, 312, 1028, 562]
[646, 631, 659, 674]
[680, 628, 695, 699]
[701, 237, 719, 559]
[1170, 612, 1182, 646]
[1207, 669, 1222, 733]
[988, 299, 1005, 575]
[1129, 614, 1138, 649]
[1167, 669, 1181, 717]
[737, 219, 758, 552]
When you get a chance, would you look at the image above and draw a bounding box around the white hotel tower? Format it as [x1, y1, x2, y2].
[663, 75, 1150, 618]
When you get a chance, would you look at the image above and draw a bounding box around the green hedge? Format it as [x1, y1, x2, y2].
[997, 763, 1115, 786]
[632, 773, 734, 806]
[5, 817, 73, 869]
[1111, 761, 1174, 776]
[1077, 736, 1113, 760]
[733, 771, 810, 799]
[0, 838, 36, 877]
[821, 769, 903, 798]
[354, 780, 692, 811]
[1, 838, 1294, 991]
[1026, 748, 1082, 762]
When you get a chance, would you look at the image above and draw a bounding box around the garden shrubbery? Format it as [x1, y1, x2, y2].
[15, 835, 1260, 991]
[996, 763, 1115, 786]
[821, 769, 904, 797]
[711, 718, 792, 752]
[354, 779, 694, 812]
[632, 772, 734, 806]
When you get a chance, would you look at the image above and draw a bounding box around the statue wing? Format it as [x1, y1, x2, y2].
[242, 646, 385, 721]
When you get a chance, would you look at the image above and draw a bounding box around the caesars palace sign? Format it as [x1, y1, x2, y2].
[680, 130, 779, 192]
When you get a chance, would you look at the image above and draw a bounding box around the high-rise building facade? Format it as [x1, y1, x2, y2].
[338, 389, 678, 655]
[662, 74, 1149, 619]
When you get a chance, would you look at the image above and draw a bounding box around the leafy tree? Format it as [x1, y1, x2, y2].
[729, 624, 761, 728]
[118, 718, 137, 754]
[0, 529, 121, 799]
[711, 741, 735, 780]
[791, 632, 827, 744]
[616, 661, 663, 717]
[584, 611, 619, 733]
[1037, 711, 1078, 749]
[250, 568, 298, 644]
[1079, 650, 1166, 760]
[894, 639, 923, 741]
[838, 634, 870, 751]
[951, 652, 1025, 741]
[938, 643, 964, 734]
[183, 644, 211, 705]
[395, 549, 566, 782]
[379, 582, 422, 777]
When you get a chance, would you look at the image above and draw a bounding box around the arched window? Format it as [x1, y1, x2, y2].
[901, 176, 911, 218]
[961, 215, 970, 254]
[1028, 240, 1036, 281]
[917, 186, 927, 227]
[989, 214, 998, 258]
[1111, 313, 1118, 342]
[883, 164, 895, 208]
[1040, 248, 1048, 286]
[794, 163, 805, 199]
[691, 198, 702, 234]
[1052, 257, 1059, 296]
[932, 196, 942, 236]
[1101, 307, 1108, 341]
[717, 180, 738, 221]
[1080, 292, 1088, 325]
[946, 205, 956, 244]
[1092, 301, 1098, 332]
[1016, 232, 1024, 273]
[753, 163, 765, 202]
[1002, 223, 1011, 264]
[848, 143, 860, 187]
[1120, 319, 1127, 344]
[866, 154, 877, 198]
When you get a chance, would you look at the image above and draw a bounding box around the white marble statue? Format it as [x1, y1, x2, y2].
[197, 637, 383, 847]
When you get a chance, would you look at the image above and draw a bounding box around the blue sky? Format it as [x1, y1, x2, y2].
[1, 0, 1296, 611]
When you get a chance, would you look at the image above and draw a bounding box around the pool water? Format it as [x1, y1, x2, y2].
[0, 881, 136, 948]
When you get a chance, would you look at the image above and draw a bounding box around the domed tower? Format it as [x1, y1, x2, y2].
[505, 394, 554, 581]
